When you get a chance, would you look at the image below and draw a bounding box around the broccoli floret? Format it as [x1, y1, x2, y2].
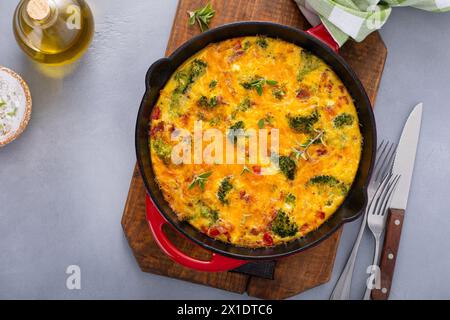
[285, 193, 296, 205]
[190, 59, 207, 81]
[279, 156, 297, 180]
[287, 109, 319, 134]
[209, 96, 218, 107]
[307, 175, 340, 186]
[152, 138, 172, 163]
[333, 113, 354, 128]
[208, 209, 219, 222]
[237, 97, 251, 112]
[217, 177, 233, 204]
[170, 59, 207, 113]
[228, 121, 245, 142]
[272, 210, 298, 237]
[209, 116, 221, 126]
[306, 175, 349, 196]
[196, 201, 219, 225]
[297, 50, 321, 81]
[209, 80, 217, 89]
[173, 59, 207, 95]
[272, 87, 286, 100]
[173, 71, 188, 94]
[230, 120, 244, 131]
[232, 98, 251, 118]
[256, 36, 268, 49]
[198, 95, 218, 109]
[338, 184, 350, 195]
[198, 96, 208, 107]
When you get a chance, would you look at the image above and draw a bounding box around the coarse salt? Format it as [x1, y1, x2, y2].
[0, 67, 31, 147]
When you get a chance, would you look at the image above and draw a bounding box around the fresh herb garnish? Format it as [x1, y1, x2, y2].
[257, 114, 274, 129]
[333, 113, 354, 128]
[187, 2, 216, 32]
[188, 171, 212, 191]
[217, 176, 233, 204]
[6, 107, 17, 117]
[240, 165, 251, 175]
[257, 119, 265, 129]
[0, 99, 6, 108]
[292, 129, 325, 161]
[241, 77, 278, 96]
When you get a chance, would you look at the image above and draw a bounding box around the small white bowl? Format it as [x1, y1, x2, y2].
[0, 66, 32, 147]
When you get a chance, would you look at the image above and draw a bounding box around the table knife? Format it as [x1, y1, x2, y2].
[371, 103, 423, 300]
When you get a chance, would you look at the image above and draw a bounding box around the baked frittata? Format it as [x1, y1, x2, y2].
[149, 36, 362, 247]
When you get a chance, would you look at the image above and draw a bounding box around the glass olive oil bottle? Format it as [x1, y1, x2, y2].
[13, 0, 94, 65]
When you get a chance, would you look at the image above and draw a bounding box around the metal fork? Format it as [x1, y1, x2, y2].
[363, 173, 401, 300]
[330, 140, 396, 300]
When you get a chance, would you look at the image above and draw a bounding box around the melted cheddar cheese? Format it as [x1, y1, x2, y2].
[149, 37, 362, 247]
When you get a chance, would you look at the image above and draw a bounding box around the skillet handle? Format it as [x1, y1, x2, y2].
[145, 195, 247, 272]
[145, 58, 172, 90]
[306, 24, 339, 53]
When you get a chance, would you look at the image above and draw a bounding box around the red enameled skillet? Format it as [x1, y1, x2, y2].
[136, 22, 376, 272]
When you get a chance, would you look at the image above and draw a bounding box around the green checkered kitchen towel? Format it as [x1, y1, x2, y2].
[294, 0, 450, 46]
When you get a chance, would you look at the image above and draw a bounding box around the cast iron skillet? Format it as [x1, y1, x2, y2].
[136, 22, 376, 271]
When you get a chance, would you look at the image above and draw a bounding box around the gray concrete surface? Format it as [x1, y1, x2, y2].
[0, 0, 449, 299]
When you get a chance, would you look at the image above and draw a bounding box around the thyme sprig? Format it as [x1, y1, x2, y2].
[240, 165, 251, 175]
[187, 3, 216, 32]
[292, 129, 325, 161]
[241, 77, 278, 96]
[188, 171, 212, 191]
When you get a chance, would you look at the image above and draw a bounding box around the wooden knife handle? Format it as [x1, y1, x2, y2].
[371, 208, 405, 300]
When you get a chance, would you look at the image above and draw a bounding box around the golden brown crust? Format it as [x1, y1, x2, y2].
[149, 37, 362, 247]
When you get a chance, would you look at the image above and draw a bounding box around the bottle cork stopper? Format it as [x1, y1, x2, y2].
[26, 0, 51, 21]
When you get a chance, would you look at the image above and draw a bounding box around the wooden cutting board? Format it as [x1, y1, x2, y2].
[121, 0, 387, 299]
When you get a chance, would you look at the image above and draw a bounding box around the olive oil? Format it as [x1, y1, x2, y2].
[13, 0, 94, 65]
